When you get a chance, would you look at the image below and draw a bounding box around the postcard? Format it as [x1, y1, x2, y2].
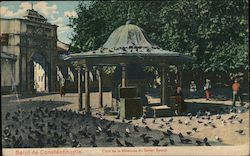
[1, 1, 249, 156]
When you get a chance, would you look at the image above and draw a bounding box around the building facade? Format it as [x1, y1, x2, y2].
[1, 9, 58, 94]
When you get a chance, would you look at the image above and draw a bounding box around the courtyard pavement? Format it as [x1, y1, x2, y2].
[1, 92, 249, 148]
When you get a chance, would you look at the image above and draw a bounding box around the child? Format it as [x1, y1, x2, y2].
[190, 80, 197, 98]
[204, 79, 211, 100]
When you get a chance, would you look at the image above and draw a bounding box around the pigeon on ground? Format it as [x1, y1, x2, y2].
[178, 120, 182, 124]
[125, 127, 130, 134]
[169, 138, 175, 145]
[106, 137, 114, 142]
[28, 135, 35, 142]
[162, 141, 168, 146]
[168, 117, 173, 123]
[142, 120, 147, 125]
[197, 121, 203, 124]
[124, 140, 134, 147]
[196, 140, 203, 146]
[127, 120, 132, 124]
[166, 129, 173, 136]
[140, 134, 147, 138]
[152, 140, 160, 146]
[216, 114, 221, 120]
[15, 129, 19, 135]
[235, 129, 244, 135]
[184, 121, 190, 125]
[125, 132, 130, 137]
[192, 127, 198, 132]
[180, 138, 192, 144]
[178, 133, 184, 139]
[203, 137, 211, 146]
[211, 124, 217, 128]
[205, 142, 211, 146]
[145, 126, 151, 131]
[116, 138, 123, 146]
[159, 124, 164, 129]
[5, 112, 10, 120]
[114, 131, 122, 138]
[133, 124, 139, 132]
[143, 136, 152, 143]
[215, 136, 223, 142]
[203, 137, 208, 143]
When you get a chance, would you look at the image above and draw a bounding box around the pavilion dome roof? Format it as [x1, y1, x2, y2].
[103, 22, 157, 49]
[66, 20, 196, 64]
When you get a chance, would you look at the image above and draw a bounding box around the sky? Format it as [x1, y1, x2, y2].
[0, 1, 80, 44]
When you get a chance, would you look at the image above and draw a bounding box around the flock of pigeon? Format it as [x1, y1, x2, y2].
[2, 103, 248, 148]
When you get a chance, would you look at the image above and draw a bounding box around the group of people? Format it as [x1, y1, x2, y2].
[172, 78, 244, 114]
[190, 78, 244, 106]
[189, 78, 243, 106]
[189, 79, 211, 100]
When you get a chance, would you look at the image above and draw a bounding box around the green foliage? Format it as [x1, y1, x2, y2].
[68, 0, 249, 80]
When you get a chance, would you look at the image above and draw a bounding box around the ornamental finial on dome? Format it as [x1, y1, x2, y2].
[31, 2, 34, 10]
[126, 5, 132, 24]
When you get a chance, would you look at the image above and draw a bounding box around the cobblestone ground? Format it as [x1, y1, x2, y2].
[1, 92, 249, 148]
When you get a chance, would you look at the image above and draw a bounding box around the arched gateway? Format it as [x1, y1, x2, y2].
[0, 8, 58, 94]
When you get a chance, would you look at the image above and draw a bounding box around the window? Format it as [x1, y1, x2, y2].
[0, 34, 9, 45]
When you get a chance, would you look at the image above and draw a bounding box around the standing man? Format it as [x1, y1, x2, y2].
[59, 78, 66, 97]
[232, 79, 243, 107]
[173, 86, 185, 114]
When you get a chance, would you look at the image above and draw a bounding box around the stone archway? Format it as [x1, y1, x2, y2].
[28, 52, 51, 93]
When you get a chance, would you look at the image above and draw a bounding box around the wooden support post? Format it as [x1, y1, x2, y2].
[121, 64, 127, 87]
[97, 67, 103, 108]
[177, 65, 182, 88]
[160, 64, 168, 105]
[78, 66, 83, 111]
[84, 65, 90, 114]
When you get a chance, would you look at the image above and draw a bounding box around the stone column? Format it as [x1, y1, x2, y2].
[97, 67, 103, 108]
[160, 64, 168, 105]
[50, 55, 57, 92]
[78, 66, 83, 111]
[84, 65, 91, 114]
[19, 54, 24, 93]
[121, 64, 127, 87]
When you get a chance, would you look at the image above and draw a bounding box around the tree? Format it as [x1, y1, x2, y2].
[68, 0, 249, 85]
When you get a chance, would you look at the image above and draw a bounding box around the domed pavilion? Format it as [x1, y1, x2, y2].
[66, 20, 195, 113]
